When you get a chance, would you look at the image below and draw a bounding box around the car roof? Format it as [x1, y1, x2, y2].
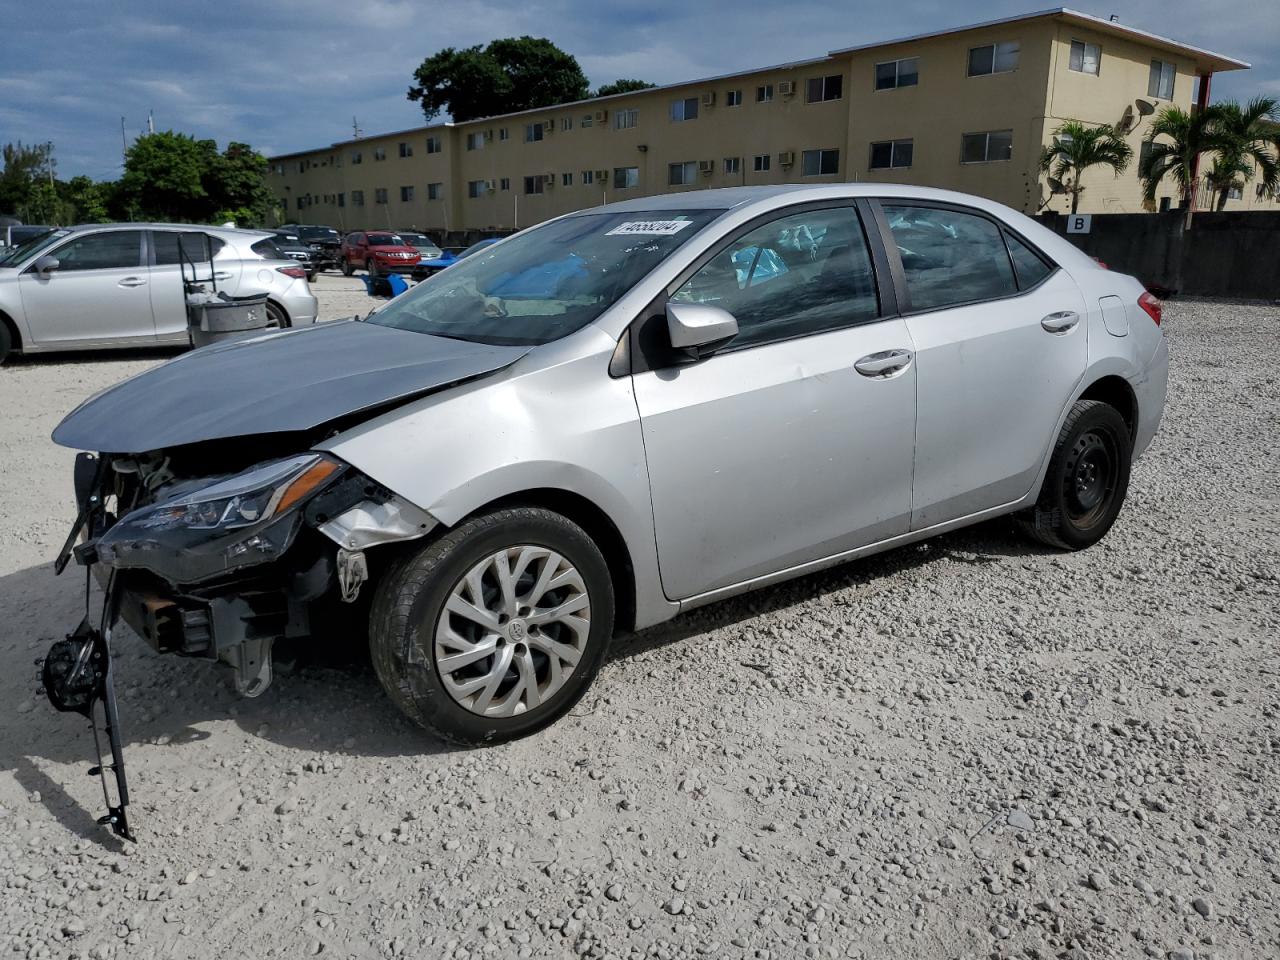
[575, 183, 1026, 215]
[54, 222, 275, 240]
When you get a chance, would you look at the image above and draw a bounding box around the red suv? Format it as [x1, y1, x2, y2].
[340, 231, 421, 277]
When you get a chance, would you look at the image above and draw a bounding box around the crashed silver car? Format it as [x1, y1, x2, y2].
[45, 185, 1167, 835]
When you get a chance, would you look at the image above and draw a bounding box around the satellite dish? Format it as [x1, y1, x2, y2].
[1135, 98, 1156, 116]
[1048, 177, 1069, 194]
[1117, 104, 1135, 132]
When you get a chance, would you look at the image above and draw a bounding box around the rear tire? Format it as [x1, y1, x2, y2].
[265, 300, 290, 330]
[368, 507, 615, 745]
[1016, 399, 1131, 550]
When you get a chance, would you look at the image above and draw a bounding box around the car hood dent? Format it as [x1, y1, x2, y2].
[52, 320, 530, 453]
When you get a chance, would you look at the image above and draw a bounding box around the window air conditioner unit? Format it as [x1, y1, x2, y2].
[486, 180, 496, 192]
[594, 110, 608, 123]
[777, 80, 795, 96]
[543, 173, 555, 186]
[778, 150, 795, 166]
[698, 160, 715, 175]
[595, 169, 609, 180]
[701, 91, 716, 107]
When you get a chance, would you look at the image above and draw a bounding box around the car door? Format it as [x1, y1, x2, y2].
[632, 203, 917, 600]
[148, 230, 219, 342]
[876, 202, 1087, 529]
[16, 229, 153, 345]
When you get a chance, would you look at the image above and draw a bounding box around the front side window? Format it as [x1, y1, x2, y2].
[869, 139, 913, 169]
[614, 109, 638, 130]
[882, 204, 1017, 311]
[1148, 59, 1176, 99]
[613, 166, 639, 189]
[805, 74, 844, 102]
[670, 97, 699, 121]
[1069, 40, 1101, 75]
[670, 206, 879, 350]
[368, 208, 721, 346]
[756, 84, 773, 103]
[875, 57, 919, 90]
[968, 41, 1020, 76]
[961, 130, 1013, 163]
[801, 148, 839, 176]
[669, 161, 697, 185]
[48, 231, 143, 271]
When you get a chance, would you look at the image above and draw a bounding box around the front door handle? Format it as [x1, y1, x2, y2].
[1040, 311, 1080, 334]
[854, 349, 913, 378]
[118, 277, 147, 288]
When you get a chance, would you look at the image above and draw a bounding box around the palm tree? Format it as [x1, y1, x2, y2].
[1206, 96, 1279, 210]
[1039, 120, 1134, 214]
[1139, 105, 1229, 227]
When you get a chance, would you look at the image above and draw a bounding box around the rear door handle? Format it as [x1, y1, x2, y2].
[118, 277, 147, 288]
[213, 271, 233, 280]
[854, 349, 913, 378]
[1040, 311, 1080, 334]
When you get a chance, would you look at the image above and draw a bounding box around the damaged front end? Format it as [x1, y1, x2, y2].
[45, 441, 435, 839]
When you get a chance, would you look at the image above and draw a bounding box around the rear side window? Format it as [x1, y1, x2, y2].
[670, 206, 879, 350]
[50, 231, 143, 271]
[153, 231, 220, 265]
[1004, 231, 1053, 289]
[882, 204, 1017, 311]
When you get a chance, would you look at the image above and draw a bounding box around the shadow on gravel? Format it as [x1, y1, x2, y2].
[1, 514, 1052, 839]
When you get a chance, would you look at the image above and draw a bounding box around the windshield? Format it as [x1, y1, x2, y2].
[368, 208, 722, 346]
[297, 227, 339, 241]
[0, 228, 67, 267]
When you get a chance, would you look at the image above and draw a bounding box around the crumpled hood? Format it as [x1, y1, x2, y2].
[52, 320, 530, 453]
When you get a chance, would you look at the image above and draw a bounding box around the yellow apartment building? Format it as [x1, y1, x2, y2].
[268, 7, 1262, 236]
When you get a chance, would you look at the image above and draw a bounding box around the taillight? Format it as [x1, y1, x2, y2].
[276, 266, 307, 279]
[1137, 291, 1163, 326]
[1093, 257, 1109, 269]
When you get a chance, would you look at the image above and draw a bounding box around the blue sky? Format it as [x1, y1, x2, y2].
[2, 1, 1275, 180]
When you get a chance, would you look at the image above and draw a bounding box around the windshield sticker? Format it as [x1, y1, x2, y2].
[606, 220, 696, 237]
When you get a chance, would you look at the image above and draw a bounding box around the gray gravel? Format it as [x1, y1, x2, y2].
[1, 291, 1277, 960]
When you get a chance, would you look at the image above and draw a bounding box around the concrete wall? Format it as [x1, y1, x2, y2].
[1038, 211, 1280, 299]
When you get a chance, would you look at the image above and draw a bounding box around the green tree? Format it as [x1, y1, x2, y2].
[1206, 96, 1279, 210]
[60, 175, 110, 222]
[0, 141, 54, 217]
[206, 142, 274, 226]
[593, 78, 656, 98]
[121, 131, 208, 221]
[1139, 105, 1229, 226]
[408, 37, 589, 122]
[1039, 120, 1133, 214]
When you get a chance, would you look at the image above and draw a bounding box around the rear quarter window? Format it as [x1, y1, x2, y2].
[250, 238, 284, 259]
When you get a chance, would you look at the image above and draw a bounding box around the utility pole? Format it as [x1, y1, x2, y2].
[147, 110, 155, 134]
[46, 141, 55, 187]
[121, 117, 128, 168]
[352, 116, 362, 139]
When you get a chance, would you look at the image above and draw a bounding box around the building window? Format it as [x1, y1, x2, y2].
[801, 148, 840, 176]
[561, 117, 573, 131]
[425, 136, 441, 154]
[1227, 184, 1243, 200]
[613, 166, 639, 189]
[614, 108, 638, 130]
[399, 142, 412, 158]
[961, 130, 1013, 163]
[1148, 59, 1176, 99]
[968, 41, 1020, 76]
[875, 57, 919, 90]
[374, 147, 386, 161]
[756, 84, 773, 103]
[337, 193, 345, 207]
[499, 127, 509, 141]
[427, 182, 442, 200]
[580, 114, 594, 128]
[668, 161, 697, 185]
[466, 132, 484, 151]
[525, 123, 545, 142]
[352, 190, 365, 206]
[500, 178, 510, 191]
[670, 97, 699, 122]
[582, 170, 594, 184]
[374, 187, 388, 203]
[724, 156, 741, 174]
[753, 153, 771, 172]
[726, 89, 743, 107]
[467, 180, 486, 199]
[351, 151, 363, 165]
[562, 172, 573, 186]
[805, 74, 844, 102]
[869, 139, 913, 169]
[1069, 40, 1101, 75]
[523, 175, 544, 195]
[400, 185, 414, 201]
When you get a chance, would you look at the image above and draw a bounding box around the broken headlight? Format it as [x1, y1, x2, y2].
[96, 454, 343, 584]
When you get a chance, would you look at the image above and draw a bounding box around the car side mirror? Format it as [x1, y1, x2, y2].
[33, 255, 59, 276]
[665, 301, 738, 361]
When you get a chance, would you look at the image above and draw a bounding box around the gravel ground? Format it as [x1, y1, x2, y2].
[1, 286, 1277, 960]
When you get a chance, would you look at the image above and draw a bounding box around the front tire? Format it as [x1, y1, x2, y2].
[1017, 399, 1131, 550]
[0, 322, 11, 365]
[366, 259, 379, 278]
[369, 507, 615, 745]
[341, 259, 353, 277]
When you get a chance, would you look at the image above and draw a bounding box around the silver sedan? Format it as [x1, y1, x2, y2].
[0, 223, 318, 362]
[53, 184, 1167, 748]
